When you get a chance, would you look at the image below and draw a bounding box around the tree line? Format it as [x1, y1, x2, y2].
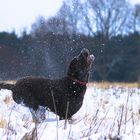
[0, 0, 140, 82]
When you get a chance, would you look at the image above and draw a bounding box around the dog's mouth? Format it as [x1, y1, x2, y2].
[80, 48, 95, 65]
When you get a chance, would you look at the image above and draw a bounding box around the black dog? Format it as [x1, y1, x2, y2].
[0, 48, 95, 120]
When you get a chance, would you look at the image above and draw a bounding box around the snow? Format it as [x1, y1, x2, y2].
[0, 86, 140, 140]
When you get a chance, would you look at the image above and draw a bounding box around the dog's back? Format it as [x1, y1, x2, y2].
[12, 76, 86, 119]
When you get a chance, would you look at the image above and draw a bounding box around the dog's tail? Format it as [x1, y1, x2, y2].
[0, 83, 14, 90]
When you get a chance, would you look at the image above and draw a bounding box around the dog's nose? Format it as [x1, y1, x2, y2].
[90, 54, 95, 61]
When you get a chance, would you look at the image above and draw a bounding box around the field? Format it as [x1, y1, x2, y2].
[0, 82, 140, 140]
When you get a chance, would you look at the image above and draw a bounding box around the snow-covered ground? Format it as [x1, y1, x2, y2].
[0, 86, 140, 140]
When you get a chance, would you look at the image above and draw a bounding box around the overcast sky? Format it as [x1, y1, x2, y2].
[0, 0, 64, 35]
[0, 0, 140, 36]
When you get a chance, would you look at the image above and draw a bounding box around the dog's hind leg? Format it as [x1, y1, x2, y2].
[30, 106, 46, 123]
[30, 108, 38, 123]
[36, 106, 46, 121]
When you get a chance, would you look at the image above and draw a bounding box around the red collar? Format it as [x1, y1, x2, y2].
[67, 76, 87, 86]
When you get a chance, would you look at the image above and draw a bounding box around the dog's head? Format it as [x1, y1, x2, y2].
[67, 48, 95, 83]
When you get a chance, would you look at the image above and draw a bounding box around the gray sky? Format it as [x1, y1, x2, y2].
[0, 0, 64, 35]
[0, 0, 140, 36]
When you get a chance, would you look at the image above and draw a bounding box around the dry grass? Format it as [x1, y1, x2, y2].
[0, 118, 7, 128]
[1, 80, 139, 88]
[0, 80, 16, 84]
[88, 81, 139, 88]
[3, 96, 12, 105]
[0, 84, 140, 139]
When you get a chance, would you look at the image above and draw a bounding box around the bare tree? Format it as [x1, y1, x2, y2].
[31, 16, 70, 36]
[82, 0, 131, 39]
[44, 17, 69, 35]
[132, 4, 140, 32]
[57, 0, 83, 35]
